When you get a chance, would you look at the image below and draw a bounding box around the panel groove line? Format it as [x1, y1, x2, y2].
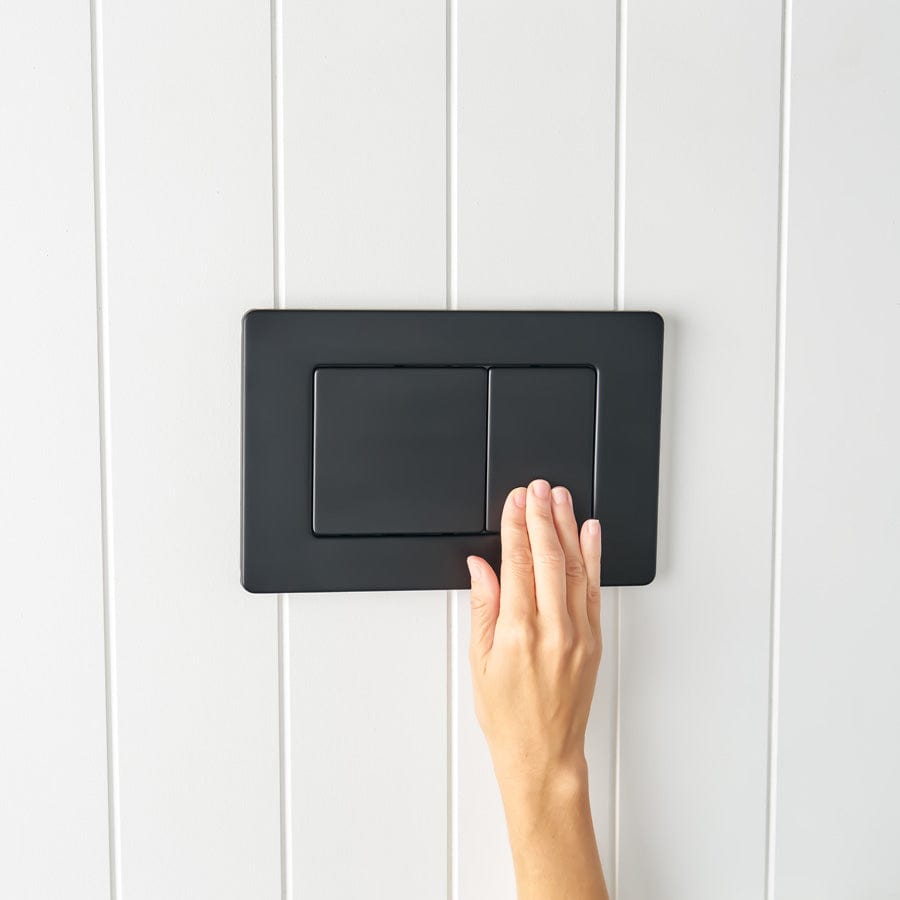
[270, 0, 292, 896]
[89, 0, 121, 896]
[446, 1, 460, 895]
[448, 588, 460, 900]
[764, 0, 793, 896]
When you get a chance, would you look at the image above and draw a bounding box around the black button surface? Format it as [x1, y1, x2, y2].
[313, 367, 487, 536]
[486, 367, 596, 530]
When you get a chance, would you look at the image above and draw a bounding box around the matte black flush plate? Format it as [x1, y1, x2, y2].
[241, 310, 664, 593]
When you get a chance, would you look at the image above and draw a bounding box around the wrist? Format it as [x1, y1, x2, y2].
[494, 753, 591, 821]
[496, 754, 605, 899]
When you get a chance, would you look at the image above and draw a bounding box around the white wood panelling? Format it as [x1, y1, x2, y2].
[281, 1, 449, 897]
[289, 593, 448, 899]
[618, 1, 783, 897]
[283, 0, 447, 307]
[99, 2, 280, 896]
[456, 0, 619, 894]
[0, 6, 110, 898]
[4, 3, 900, 898]
[457, 1, 617, 309]
[775, 2, 900, 896]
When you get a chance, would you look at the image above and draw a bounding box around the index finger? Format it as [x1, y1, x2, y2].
[498, 486, 536, 620]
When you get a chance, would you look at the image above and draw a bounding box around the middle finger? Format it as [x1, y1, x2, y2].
[524, 479, 568, 623]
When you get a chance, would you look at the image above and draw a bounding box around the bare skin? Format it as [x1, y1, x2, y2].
[467, 479, 608, 900]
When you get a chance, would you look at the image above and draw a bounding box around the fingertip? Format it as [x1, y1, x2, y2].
[529, 478, 551, 501]
[581, 519, 602, 552]
[503, 486, 527, 522]
[508, 486, 527, 509]
[550, 486, 577, 534]
[467, 555, 500, 657]
[467, 555, 498, 588]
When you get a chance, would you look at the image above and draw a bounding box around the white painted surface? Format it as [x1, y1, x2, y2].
[775, 2, 900, 897]
[0, 5, 110, 898]
[289, 593, 447, 899]
[99, 2, 280, 897]
[281, 2, 448, 896]
[457, 0, 617, 308]
[618, 2, 783, 898]
[2, 2, 898, 898]
[283, 0, 447, 306]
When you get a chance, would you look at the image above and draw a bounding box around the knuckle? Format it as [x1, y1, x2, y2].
[501, 618, 537, 651]
[571, 645, 588, 668]
[504, 546, 534, 573]
[565, 557, 587, 582]
[544, 624, 575, 655]
[587, 582, 602, 604]
[529, 502, 554, 523]
[534, 549, 565, 568]
[573, 635, 595, 664]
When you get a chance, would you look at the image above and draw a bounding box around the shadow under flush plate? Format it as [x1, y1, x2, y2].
[241, 309, 664, 593]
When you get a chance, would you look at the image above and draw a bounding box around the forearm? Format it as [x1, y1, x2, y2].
[497, 758, 609, 900]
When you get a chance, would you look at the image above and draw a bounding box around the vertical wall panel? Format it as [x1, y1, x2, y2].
[775, 2, 900, 896]
[283, 0, 446, 306]
[0, 6, 110, 897]
[618, 2, 782, 897]
[289, 593, 447, 899]
[282, 1, 448, 897]
[4, 4, 899, 898]
[458, 1, 617, 308]
[101, 2, 280, 896]
[456, 0, 618, 895]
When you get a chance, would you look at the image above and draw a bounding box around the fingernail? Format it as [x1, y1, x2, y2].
[586, 519, 600, 536]
[531, 479, 550, 500]
[512, 487, 527, 508]
[466, 556, 481, 580]
[551, 486, 570, 506]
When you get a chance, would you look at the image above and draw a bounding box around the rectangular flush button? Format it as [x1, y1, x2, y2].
[313, 367, 487, 536]
[486, 367, 597, 531]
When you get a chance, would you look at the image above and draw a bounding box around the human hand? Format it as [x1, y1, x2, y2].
[467, 479, 602, 793]
[466, 479, 606, 900]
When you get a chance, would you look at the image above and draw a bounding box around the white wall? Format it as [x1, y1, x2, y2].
[2, 1, 897, 898]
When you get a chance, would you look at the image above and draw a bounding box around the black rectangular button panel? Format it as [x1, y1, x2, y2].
[486, 367, 597, 531]
[242, 310, 664, 593]
[313, 366, 487, 536]
[312, 364, 597, 538]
